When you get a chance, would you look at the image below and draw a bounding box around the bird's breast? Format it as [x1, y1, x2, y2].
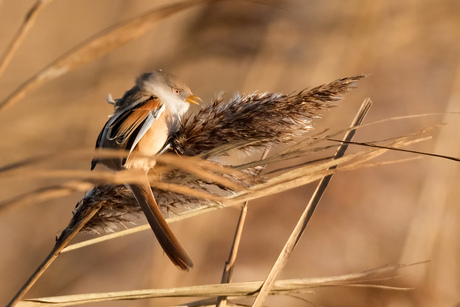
[124, 109, 172, 170]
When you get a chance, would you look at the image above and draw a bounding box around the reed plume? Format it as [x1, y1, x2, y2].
[68, 74, 366, 234]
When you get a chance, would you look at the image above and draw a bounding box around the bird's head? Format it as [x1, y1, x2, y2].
[136, 69, 201, 116]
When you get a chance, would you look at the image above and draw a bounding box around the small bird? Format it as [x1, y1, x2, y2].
[91, 70, 200, 270]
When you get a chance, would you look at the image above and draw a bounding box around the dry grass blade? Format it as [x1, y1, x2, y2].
[0, 150, 243, 207]
[216, 202, 248, 307]
[217, 149, 269, 307]
[152, 155, 246, 192]
[6, 202, 104, 307]
[61, 204, 220, 253]
[0, 0, 211, 112]
[0, 0, 53, 78]
[327, 139, 460, 162]
[15, 262, 422, 307]
[2, 167, 225, 203]
[235, 113, 456, 172]
[231, 124, 441, 204]
[251, 98, 373, 307]
[0, 181, 92, 213]
[228, 153, 362, 203]
[0, 148, 242, 181]
[56, 128, 436, 253]
[0, 149, 240, 179]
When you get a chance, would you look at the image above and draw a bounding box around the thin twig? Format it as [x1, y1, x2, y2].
[0, 0, 53, 79]
[327, 139, 460, 162]
[0, 0, 212, 112]
[58, 135, 431, 254]
[217, 149, 269, 307]
[216, 202, 248, 307]
[251, 98, 373, 307]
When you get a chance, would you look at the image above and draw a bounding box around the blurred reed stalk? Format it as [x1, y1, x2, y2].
[2, 2, 457, 307]
[0, 0, 215, 112]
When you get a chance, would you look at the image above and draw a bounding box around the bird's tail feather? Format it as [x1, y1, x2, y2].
[127, 179, 193, 271]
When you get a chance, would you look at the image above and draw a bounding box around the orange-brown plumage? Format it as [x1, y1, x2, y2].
[115, 98, 164, 143]
[91, 70, 198, 270]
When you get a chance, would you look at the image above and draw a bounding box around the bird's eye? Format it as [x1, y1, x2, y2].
[173, 88, 180, 95]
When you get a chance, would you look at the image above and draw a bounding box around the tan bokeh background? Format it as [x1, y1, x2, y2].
[1, 1, 459, 306]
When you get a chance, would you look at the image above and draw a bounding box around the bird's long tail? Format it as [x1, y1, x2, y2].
[127, 177, 193, 271]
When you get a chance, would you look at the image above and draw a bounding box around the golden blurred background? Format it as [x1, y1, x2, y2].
[1, 1, 459, 306]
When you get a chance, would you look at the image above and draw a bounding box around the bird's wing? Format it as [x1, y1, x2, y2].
[127, 102, 165, 156]
[108, 98, 165, 147]
[91, 97, 164, 170]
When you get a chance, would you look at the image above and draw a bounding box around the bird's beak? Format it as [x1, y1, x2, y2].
[186, 95, 201, 105]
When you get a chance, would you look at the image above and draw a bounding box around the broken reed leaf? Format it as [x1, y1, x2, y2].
[72, 129, 434, 237]
[151, 155, 247, 192]
[76, 168, 257, 234]
[6, 74, 432, 306]
[173, 75, 367, 157]
[233, 142, 336, 172]
[56, 134, 435, 251]
[4, 122, 437, 236]
[251, 98, 373, 307]
[0, 150, 245, 193]
[230, 134, 433, 204]
[0, 0, 212, 112]
[217, 150, 268, 305]
[330, 139, 460, 162]
[1, 168, 145, 184]
[234, 121, 443, 174]
[0, 74, 368, 225]
[1, 168, 229, 202]
[278, 113, 448, 157]
[0, 148, 242, 179]
[16, 262, 421, 307]
[349, 156, 424, 170]
[1, 122, 438, 237]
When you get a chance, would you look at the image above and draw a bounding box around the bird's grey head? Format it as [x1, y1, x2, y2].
[136, 70, 200, 116]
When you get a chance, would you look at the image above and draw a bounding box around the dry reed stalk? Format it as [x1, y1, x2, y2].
[54, 122, 438, 254]
[60, 204, 217, 254]
[70, 75, 368, 233]
[251, 98, 372, 307]
[6, 202, 103, 307]
[217, 150, 269, 307]
[6, 74, 366, 306]
[399, 59, 460, 298]
[0, 0, 214, 112]
[15, 262, 422, 307]
[8, 74, 444, 306]
[1, 115, 446, 215]
[216, 202, 248, 307]
[5, 113, 436, 306]
[0, 0, 53, 79]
